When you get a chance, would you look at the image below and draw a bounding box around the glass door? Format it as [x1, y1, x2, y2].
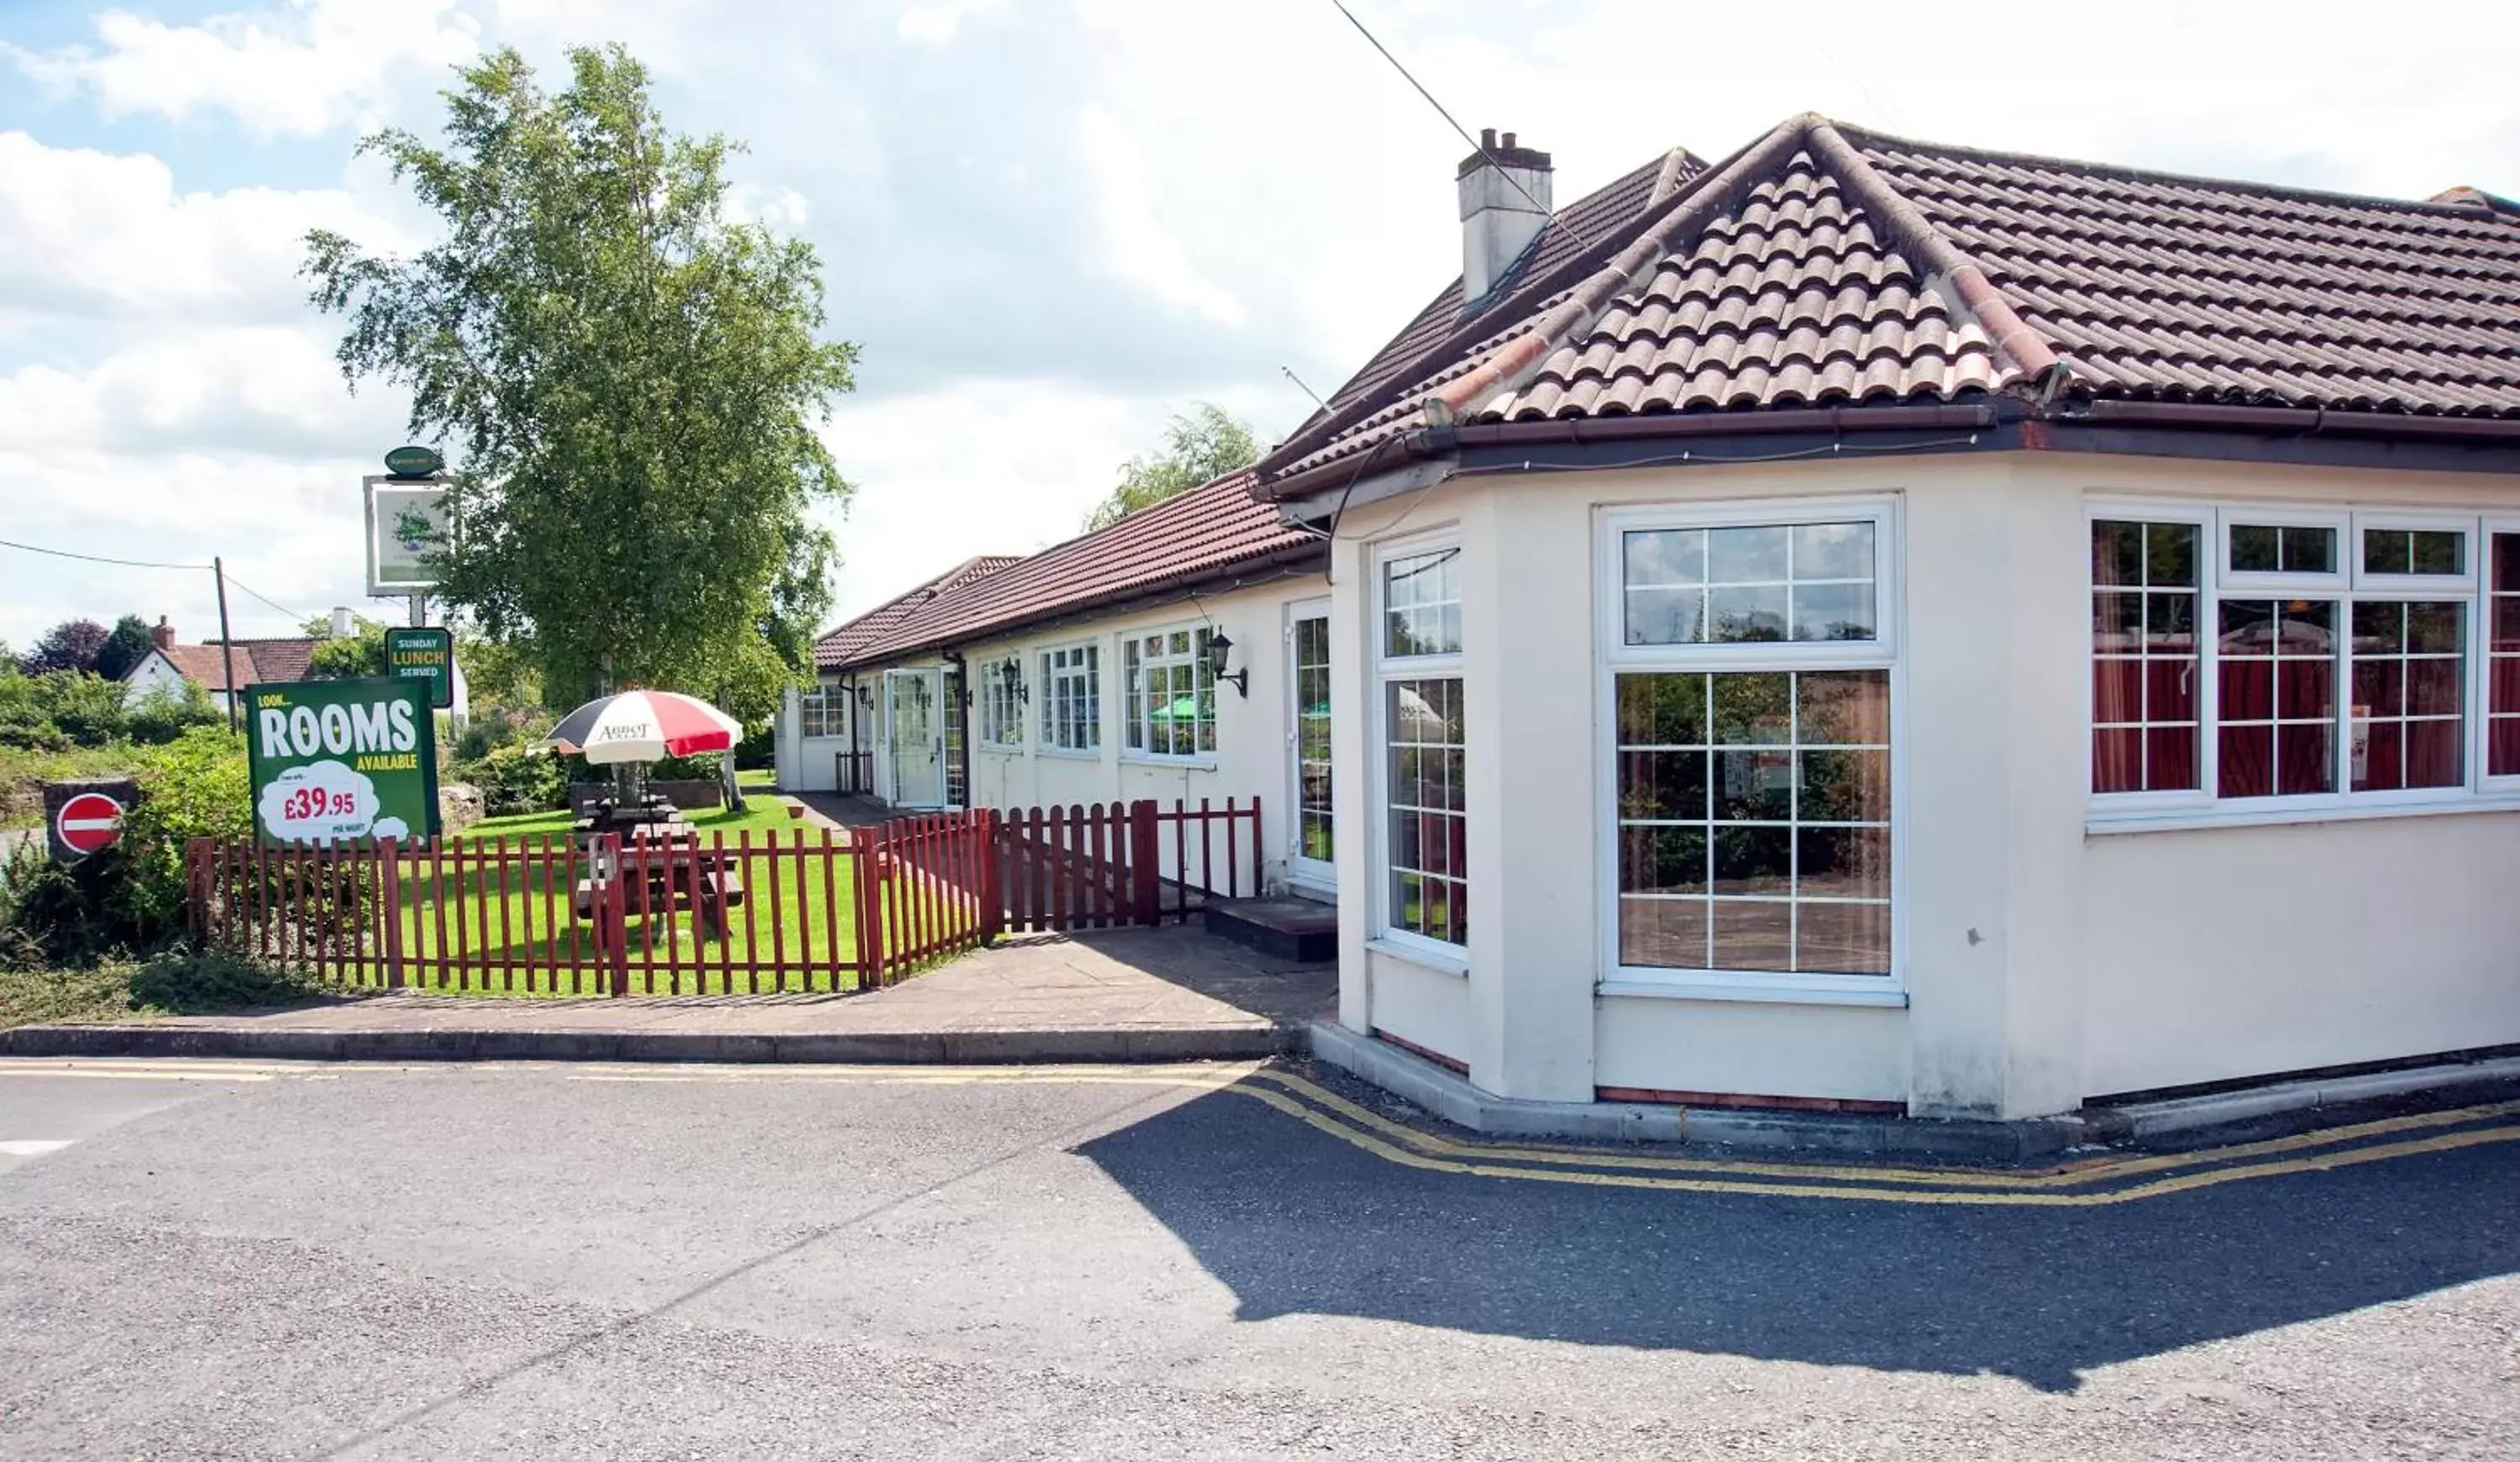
[1287, 599, 1334, 891]
[885, 669, 945, 808]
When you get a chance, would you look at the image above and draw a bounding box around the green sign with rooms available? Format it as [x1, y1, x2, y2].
[245, 678, 440, 846]
[384, 626, 454, 709]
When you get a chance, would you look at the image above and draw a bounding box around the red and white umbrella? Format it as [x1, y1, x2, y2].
[541, 690, 744, 764]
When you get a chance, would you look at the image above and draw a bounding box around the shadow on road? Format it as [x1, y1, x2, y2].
[1075, 1085, 2520, 1391]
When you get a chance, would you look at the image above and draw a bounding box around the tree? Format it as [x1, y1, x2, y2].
[303, 45, 858, 721]
[1084, 403, 1261, 532]
[20, 618, 110, 676]
[302, 614, 387, 680]
[94, 615, 158, 682]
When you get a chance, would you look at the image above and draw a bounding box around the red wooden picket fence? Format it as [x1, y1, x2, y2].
[183, 797, 1264, 997]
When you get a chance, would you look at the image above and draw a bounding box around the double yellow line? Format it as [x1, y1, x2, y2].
[571, 1059, 2520, 1206]
[13, 1056, 2514, 1204]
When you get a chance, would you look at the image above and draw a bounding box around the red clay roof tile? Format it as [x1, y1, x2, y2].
[1257, 115, 2520, 497]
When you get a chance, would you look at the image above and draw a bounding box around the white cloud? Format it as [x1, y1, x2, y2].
[1075, 103, 1247, 330]
[895, 6, 963, 45]
[0, 131, 406, 329]
[7, 0, 479, 139]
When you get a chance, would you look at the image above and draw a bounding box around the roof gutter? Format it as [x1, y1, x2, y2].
[2071, 399, 2520, 442]
[1259, 400, 2002, 504]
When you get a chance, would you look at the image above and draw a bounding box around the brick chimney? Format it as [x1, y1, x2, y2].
[1458, 128, 1552, 309]
[151, 616, 175, 650]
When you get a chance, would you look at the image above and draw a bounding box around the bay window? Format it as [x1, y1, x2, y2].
[2090, 506, 2510, 822]
[1376, 538, 1467, 952]
[1123, 626, 1215, 759]
[1039, 642, 1100, 753]
[1603, 501, 1898, 990]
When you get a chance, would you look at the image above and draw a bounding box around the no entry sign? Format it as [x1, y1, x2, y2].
[54, 791, 123, 856]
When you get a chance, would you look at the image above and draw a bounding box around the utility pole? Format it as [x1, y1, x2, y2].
[213, 556, 240, 733]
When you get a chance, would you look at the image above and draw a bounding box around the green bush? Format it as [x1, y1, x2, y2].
[0, 843, 137, 968]
[456, 742, 569, 816]
[0, 667, 131, 749]
[123, 681, 222, 745]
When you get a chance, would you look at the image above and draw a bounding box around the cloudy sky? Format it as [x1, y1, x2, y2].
[2, 0, 2514, 654]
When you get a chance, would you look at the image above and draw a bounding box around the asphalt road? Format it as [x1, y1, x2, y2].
[0, 1059, 2513, 1460]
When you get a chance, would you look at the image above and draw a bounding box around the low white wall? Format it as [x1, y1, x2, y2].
[1593, 997, 1909, 1103]
[2083, 813, 2520, 1095]
[1367, 950, 1473, 1065]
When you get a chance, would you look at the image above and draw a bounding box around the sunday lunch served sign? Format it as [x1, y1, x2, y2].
[244, 678, 440, 845]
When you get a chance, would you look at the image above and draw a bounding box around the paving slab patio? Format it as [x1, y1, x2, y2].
[1, 926, 1337, 1065]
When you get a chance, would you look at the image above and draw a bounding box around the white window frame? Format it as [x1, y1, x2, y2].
[2484, 515, 2520, 794]
[1371, 530, 1469, 966]
[1594, 497, 1903, 1004]
[797, 683, 846, 739]
[2090, 499, 2515, 832]
[2218, 506, 2349, 594]
[1121, 622, 1217, 764]
[1037, 639, 1102, 757]
[976, 653, 1026, 749]
[2353, 509, 2480, 596]
[2086, 503, 2216, 816]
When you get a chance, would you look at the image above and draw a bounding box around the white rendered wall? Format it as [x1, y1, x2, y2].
[2056, 454, 2520, 1096]
[953, 571, 1329, 892]
[120, 653, 193, 707]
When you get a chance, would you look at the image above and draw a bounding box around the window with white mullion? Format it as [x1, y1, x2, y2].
[1605, 500, 1898, 986]
[2095, 504, 2484, 817]
[1376, 540, 1467, 953]
[1039, 642, 1100, 752]
[978, 655, 1025, 748]
[2486, 527, 2520, 779]
[1122, 626, 1215, 759]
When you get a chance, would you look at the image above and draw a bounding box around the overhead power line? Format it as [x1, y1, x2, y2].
[0, 534, 319, 626]
[1326, 0, 1561, 228]
[0, 535, 209, 571]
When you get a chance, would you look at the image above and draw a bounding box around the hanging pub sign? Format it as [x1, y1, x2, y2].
[244, 678, 440, 846]
[384, 626, 455, 710]
[364, 475, 450, 596]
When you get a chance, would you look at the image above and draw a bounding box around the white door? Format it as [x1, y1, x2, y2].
[885, 669, 946, 808]
[1286, 598, 1334, 892]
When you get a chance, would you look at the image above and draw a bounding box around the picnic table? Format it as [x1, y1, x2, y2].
[570, 816, 747, 938]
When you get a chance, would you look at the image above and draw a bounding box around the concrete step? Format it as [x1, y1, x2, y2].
[1202, 897, 1336, 964]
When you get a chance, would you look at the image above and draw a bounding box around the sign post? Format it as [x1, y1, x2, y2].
[244, 678, 440, 846]
[384, 626, 455, 710]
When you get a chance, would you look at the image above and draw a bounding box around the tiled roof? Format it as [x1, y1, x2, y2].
[1310, 150, 1693, 422]
[1860, 129, 2520, 415]
[1257, 114, 2520, 495]
[148, 639, 320, 693]
[814, 555, 1020, 668]
[825, 471, 1318, 669]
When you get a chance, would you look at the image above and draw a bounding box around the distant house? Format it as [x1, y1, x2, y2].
[790, 113, 2520, 1124]
[119, 617, 319, 713]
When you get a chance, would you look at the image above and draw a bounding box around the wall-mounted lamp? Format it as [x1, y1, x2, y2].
[1204, 630, 1249, 699]
[997, 656, 1029, 704]
[854, 683, 873, 709]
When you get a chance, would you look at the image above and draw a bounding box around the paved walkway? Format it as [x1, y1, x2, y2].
[1, 926, 1337, 1064]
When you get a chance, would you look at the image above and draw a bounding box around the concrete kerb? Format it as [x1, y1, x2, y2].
[1306, 1018, 2520, 1161]
[0, 1023, 1303, 1066]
